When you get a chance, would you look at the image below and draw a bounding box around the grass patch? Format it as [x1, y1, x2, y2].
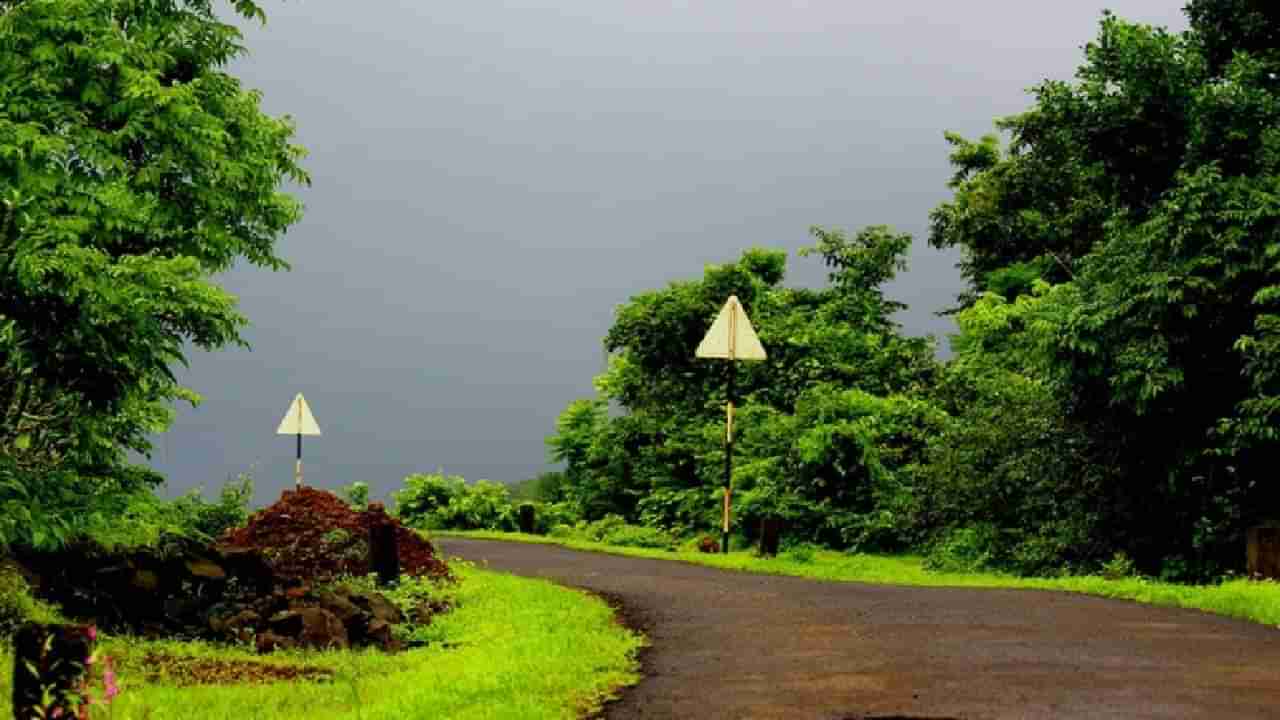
[437, 530, 1280, 628]
[0, 563, 643, 719]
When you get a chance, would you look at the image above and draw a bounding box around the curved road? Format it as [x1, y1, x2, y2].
[441, 538, 1280, 719]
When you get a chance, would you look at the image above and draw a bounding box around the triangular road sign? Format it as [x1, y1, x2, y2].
[696, 295, 767, 361]
[276, 393, 322, 436]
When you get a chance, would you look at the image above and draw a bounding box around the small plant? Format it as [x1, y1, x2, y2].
[1101, 551, 1137, 581]
[339, 482, 370, 511]
[321, 528, 354, 546]
[780, 543, 817, 564]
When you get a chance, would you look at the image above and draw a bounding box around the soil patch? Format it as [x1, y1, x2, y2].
[139, 652, 334, 686]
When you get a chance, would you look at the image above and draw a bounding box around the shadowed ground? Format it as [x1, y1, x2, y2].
[440, 538, 1280, 720]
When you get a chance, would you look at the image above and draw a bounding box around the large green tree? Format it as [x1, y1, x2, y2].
[549, 227, 940, 542]
[931, 0, 1280, 577]
[0, 0, 307, 546]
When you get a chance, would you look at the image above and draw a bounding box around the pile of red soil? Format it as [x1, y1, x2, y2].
[220, 487, 450, 583]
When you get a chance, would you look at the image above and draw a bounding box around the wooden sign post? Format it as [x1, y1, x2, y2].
[696, 295, 767, 554]
[276, 393, 322, 489]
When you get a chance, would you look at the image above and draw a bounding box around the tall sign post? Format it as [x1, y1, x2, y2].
[276, 393, 322, 489]
[696, 296, 767, 553]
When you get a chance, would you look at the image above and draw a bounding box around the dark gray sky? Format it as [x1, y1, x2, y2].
[149, 1, 1189, 504]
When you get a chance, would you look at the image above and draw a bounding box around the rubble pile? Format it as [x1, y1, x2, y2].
[18, 488, 451, 653]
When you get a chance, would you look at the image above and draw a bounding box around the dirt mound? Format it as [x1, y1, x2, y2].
[220, 487, 449, 583]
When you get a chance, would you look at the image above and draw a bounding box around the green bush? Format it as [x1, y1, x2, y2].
[923, 525, 1000, 573]
[0, 564, 61, 638]
[393, 473, 464, 526]
[66, 473, 256, 554]
[636, 488, 715, 534]
[923, 361, 1109, 576]
[579, 515, 628, 543]
[601, 524, 675, 550]
[339, 481, 370, 510]
[394, 474, 515, 531]
[780, 543, 817, 564]
[1102, 552, 1138, 581]
[532, 502, 581, 535]
[168, 472, 255, 540]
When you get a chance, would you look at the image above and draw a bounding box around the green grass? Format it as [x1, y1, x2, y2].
[0, 563, 643, 720]
[436, 530, 1280, 628]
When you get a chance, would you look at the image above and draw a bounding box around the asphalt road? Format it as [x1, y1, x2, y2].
[439, 538, 1280, 720]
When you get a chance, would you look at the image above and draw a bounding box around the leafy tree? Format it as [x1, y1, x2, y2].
[734, 388, 946, 551]
[930, 2, 1280, 576]
[392, 473, 517, 531]
[923, 287, 1112, 574]
[392, 472, 465, 524]
[549, 228, 941, 538]
[0, 0, 307, 527]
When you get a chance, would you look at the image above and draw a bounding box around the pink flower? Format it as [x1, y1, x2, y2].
[102, 657, 119, 703]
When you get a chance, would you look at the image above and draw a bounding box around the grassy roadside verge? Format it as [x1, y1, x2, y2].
[0, 563, 644, 720]
[436, 530, 1280, 628]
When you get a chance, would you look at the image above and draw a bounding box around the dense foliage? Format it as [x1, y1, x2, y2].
[393, 473, 520, 532]
[538, 1, 1280, 580]
[0, 0, 306, 548]
[545, 229, 941, 551]
[927, 0, 1280, 578]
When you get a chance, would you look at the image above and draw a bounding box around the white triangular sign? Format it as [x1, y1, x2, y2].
[276, 393, 322, 436]
[696, 295, 766, 361]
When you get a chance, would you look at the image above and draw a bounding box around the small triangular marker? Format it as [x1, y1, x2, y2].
[276, 393, 322, 436]
[696, 295, 767, 361]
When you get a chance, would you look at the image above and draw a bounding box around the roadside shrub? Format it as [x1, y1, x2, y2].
[533, 502, 581, 534]
[601, 524, 675, 550]
[434, 480, 516, 531]
[580, 515, 628, 543]
[394, 474, 515, 531]
[924, 524, 1000, 573]
[339, 481, 370, 510]
[168, 472, 255, 540]
[0, 564, 61, 638]
[1102, 552, 1138, 581]
[393, 473, 465, 526]
[637, 488, 715, 534]
[73, 473, 255, 554]
[922, 366, 1110, 576]
[548, 523, 575, 539]
[780, 543, 817, 564]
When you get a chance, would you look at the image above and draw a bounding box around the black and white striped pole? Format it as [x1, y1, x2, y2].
[696, 296, 767, 554]
[277, 393, 322, 489]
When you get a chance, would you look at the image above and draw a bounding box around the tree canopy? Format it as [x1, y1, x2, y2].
[0, 0, 306, 547]
[543, 1, 1280, 580]
[929, 0, 1280, 576]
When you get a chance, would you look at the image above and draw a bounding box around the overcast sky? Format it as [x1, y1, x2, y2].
[149, 0, 1190, 504]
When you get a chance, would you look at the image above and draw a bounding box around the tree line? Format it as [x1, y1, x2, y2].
[530, 1, 1280, 581]
[4, 1, 1279, 583]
